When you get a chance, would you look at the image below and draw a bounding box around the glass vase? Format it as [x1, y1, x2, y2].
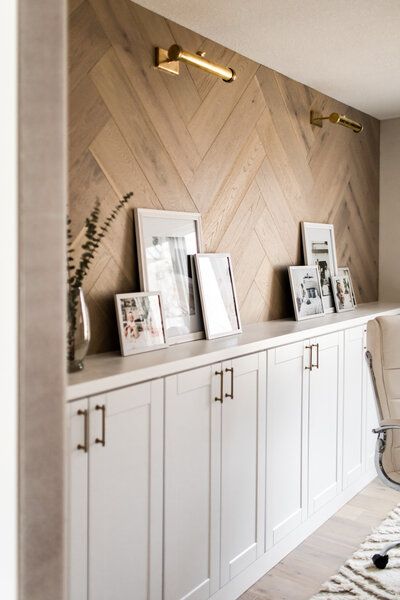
[67, 287, 91, 373]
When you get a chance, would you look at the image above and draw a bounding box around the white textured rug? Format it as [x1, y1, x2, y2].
[311, 505, 400, 599]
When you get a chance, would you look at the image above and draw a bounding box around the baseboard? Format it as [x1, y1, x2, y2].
[210, 471, 376, 600]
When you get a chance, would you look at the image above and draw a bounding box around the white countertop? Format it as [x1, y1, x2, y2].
[67, 302, 400, 401]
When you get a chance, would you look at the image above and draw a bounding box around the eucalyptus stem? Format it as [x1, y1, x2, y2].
[67, 192, 133, 362]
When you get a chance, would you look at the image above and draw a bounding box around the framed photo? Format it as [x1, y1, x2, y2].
[288, 266, 325, 321]
[338, 266, 357, 307]
[194, 253, 242, 339]
[301, 222, 338, 313]
[135, 208, 204, 344]
[331, 274, 356, 313]
[115, 292, 168, 356]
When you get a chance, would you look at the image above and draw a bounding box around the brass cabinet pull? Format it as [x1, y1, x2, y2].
[95, 404, 106, 447]
[305, 346, 313, 371]
[77, 409, 89, 453]
[215, 370, 224, 403]
[225, 367, 234, 399]
[311, 343, 320, 369]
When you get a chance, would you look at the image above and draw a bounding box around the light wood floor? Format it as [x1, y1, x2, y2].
[240, 479, 399, 600]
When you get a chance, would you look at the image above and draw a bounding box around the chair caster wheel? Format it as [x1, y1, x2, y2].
[372, 553, 389, 569]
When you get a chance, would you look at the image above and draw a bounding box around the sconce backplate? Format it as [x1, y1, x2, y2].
[310, 110, 323, 128]
[155, 47, 180, 75]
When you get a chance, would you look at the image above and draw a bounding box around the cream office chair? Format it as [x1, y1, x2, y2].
[367, 315, 400, 569]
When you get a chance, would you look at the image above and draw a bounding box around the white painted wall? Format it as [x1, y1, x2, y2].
[0, 1, 17, 600]
[379, 118, 400, 301]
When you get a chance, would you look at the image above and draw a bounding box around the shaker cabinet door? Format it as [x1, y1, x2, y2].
[343, 326, 365, 488]
[164, 365, 221, 600]
[88, 380, 164, 600]
[308, 332, 344, 515]
[266, 341, 309, 548]
[220, 352, 266, 586]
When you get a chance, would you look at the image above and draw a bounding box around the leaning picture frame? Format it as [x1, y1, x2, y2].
[301, 222, 338, 314]
[114, 291, 168, 356]
[338, 266, 357, 307]
[288, 265, 325, 321]
[134, 208, 204, 344]
[194, 253, 242, 339]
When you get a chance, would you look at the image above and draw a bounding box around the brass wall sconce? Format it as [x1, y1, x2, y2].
[310, 111, 363, 133]
[155, 44, 237, 83]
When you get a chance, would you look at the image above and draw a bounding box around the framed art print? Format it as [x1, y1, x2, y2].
[194, 253, 242, 339]
[301, 222, 338, 313]
[331, 273, 356, 313]
[288, 266, 325, 321]
[115, 292, 168, 356]
[135, 208, 204, 344]
[338, 266, 357, 307]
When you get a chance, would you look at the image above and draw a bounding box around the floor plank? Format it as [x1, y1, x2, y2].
[240, 479, 399, 600]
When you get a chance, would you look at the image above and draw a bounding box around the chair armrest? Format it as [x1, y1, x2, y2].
[373, 419, 400, 434]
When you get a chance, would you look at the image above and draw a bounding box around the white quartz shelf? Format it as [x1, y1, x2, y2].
[67, 302, 400, 401]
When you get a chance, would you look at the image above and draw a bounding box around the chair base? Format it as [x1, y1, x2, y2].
[372, 539, 400, 568]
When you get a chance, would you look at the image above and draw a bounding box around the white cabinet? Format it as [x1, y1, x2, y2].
[220, 354, 266, 586]
[266, 341, 308, 547]
[266, 331, 344, 541]
[342, 326, 365, 488]
[67, 380, 164, 600]
[164, 364, 220, 600]
[308, 331, 343, 515]
[164, 352, 266, 598]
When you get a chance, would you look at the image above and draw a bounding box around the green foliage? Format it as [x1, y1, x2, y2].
[67, 192, 133, 362]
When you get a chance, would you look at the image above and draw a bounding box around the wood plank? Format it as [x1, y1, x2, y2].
[188, 55, 259, 158]
[188, 77, 266, 212]
[90, 48, 196, 212]
[69, 0, 110, 91]
[89, 118, 161, 209]
[203, 129, 265, 251]
[129, 2, 202, 124]
[89, 0, 201, 185]
[69, 75, 110, 166]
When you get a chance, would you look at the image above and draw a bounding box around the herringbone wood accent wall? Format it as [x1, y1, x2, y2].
[69, 0, 380, 354]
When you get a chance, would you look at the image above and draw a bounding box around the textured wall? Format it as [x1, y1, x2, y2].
[379, 118, 400, 301]
[68, 0, 380, 354]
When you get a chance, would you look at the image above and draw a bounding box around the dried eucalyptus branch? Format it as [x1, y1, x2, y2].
[67, 192, 133, 362]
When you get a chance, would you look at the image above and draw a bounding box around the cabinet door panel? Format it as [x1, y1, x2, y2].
[164, 365, 220, 600]
[308, 332, 343, 515]
[88, 380, 163, 600]
[343, 326, 365, 488]
[220, 352, 266, 585]
[67, 399, 88, 600]
[266, 341, 308, 548]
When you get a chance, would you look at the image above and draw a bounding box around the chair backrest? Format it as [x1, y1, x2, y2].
[367, 315, 400, 472]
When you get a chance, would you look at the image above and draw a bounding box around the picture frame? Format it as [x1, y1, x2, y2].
[134, 208, 204, 344]
[194, 253, 242, 339]
[301, 222, 338, 313]
[331, 273, 356, 313]
[288, 266, 325, 321]
[114, 291, 168, 356]
[338, 266, 357, 307]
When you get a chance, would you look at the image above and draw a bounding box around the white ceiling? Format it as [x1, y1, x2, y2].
[135, 0, 400, 120]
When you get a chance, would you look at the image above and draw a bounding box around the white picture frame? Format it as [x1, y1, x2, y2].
[114, 291, 168, 356]
[338, 266, 357, 307]
[288, 265, 325, 321]
[301, 222, 338, 313]
[135, 208, 204, 344]
[194, 253, 242, 339]
[331, 273, 356, 313]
